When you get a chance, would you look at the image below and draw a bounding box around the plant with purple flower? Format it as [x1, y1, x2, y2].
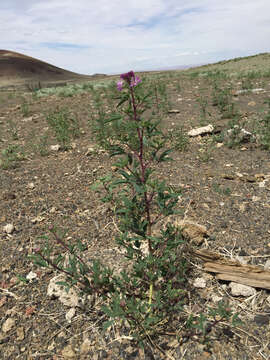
[30, 70, 241, 350]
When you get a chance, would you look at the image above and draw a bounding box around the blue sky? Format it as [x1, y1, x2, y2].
[0, 0, 270, 75]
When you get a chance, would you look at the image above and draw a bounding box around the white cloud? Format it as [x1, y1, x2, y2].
[0, 0, 269, 74]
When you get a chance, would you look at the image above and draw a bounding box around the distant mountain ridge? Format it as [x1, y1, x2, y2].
[0, 49, 89, 84]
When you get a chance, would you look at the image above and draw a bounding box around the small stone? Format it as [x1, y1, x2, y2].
[47, 275, 81, 307]
[211, 294, 223, 303]
[264, 260, 270, 270]
[80, 338, 92, 355]
[202, 203, 210, 210]
[177, 220, 208, 245]
[216, 143, 223, 148]
[50, 207, 57, 213]
[27, 182, 35, 189]
[229, 282, 256, 297]
[168, 109, 180, 113]
[188, 124, 214, 137]
[235, 256, 248, 265]
[50, 144, 61, 151]
[61, 344, 76, 359]
[16, 327, 25, 341]
[254, 314, 269, 326]
[194, 277, 206, 288]
[248, 101, 256, 107]
[239, 203, 246, 212]
[31, 216, 45, 224]
[85, 147, 95, 156]
[3, 224, 15, 234]
[26, 271, 38, 282]
[47, 341, 55, 351]
[65, 307, 76, 323]
[2, 318, 16, 333]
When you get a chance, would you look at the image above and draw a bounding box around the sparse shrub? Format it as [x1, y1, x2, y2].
[259, 98, 270, 150]
[7, 119, 19, 140]
[196, 95, 211, 125]
[26, 81, 43, 92]
[212, 182, 231, 196]
[0, 144, 25, 169]
[21, 101, 30, 117]
[211, 82, 238, 119]
[168, 126, 189, 151]
[34, 134, 50, 156]
[241, 77, 253, 90]
[46, 108, 80, 150]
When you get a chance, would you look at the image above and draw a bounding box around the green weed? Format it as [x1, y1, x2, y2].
[46, 108, 80, 150]
[0, 144, 25, 169]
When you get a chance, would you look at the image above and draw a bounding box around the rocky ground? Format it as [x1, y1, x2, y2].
[0, 54, 270, 359]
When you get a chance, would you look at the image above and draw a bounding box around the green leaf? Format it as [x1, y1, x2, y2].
[117, 94, 129, 108]
[103, 320, 114, 330]
[104, 113, 122, 124]
[158, 149, 173, 162]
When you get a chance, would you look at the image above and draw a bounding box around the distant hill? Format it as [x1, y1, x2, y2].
[0, 50, 93, 88]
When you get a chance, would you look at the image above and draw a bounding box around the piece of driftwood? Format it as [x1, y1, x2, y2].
[189, 248, 270, 290]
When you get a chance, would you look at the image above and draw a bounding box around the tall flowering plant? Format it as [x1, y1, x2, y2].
[91, 71, 186, 334]
[30, 71, 240, 349]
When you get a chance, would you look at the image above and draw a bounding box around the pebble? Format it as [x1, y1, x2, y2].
[2, 318, 16, 333]
[61, 344, 76, 359]
[264, 260, 270, 270]
[16, 327, 25, 341]
[50, 144, 61, 151]
[193, 277, 206, 288]
[3, 224, 15, 234]
[26, 271, 38, 282]
[80, 338, 92, 355]
[27, 182, 35, 189]
[65, 308, 76, 323]
[229, 282, 256, 297]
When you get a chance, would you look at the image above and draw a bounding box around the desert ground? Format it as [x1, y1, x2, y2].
[0, 51, 270, 359]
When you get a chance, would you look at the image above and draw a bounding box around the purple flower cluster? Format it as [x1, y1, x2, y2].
[117, 70, 141, 91]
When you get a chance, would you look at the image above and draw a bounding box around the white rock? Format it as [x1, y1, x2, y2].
[234, 88, 264, 95]
[61, 344, 76, 359]
[85, 147, 95, 156]
[211, 294, 223, 303]
[27, 182, 35, 189]
[26, 271, 38, 282]
[235, 256, 248, 265]
[80, 338, 92, 355]
[2, 318, 16, 333]
[264, 260, 270, 270]
[65, 307, 76, 323]
[3, 224, 15, 234]
[193, 277, 206, 288]
[177, 220, 208, 245]
[50, 144, 61, 151]
[47, 275, 80, 307]
[188, 124, 214, 137]
[229, 282, 256, 297]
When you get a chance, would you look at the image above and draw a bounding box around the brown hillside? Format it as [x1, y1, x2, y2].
[0, 50, 90, 87]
